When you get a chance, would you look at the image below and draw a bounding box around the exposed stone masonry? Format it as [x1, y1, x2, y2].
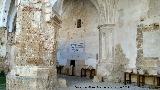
[136, 23, 160, 75]
[6, 1, 61, 90]
[0, 28, 7, 72]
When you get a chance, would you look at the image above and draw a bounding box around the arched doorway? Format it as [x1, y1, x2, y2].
[56, 0, 99, 86]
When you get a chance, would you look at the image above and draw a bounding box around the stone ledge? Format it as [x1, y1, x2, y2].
[7, 66, 57, 90]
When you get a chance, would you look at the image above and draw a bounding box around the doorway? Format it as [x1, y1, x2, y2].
[70, 60, 75, 76]
[70, 60, 75, 67]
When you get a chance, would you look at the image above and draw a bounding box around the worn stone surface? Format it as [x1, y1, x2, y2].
[58, 78, 67, 87]
[110, 44, 129, 82]
[96, 44, 129, 83]
[136, 23, 160, 75]
[6, 31, 16, 70]
[7, 66, 58, 90]
[57, 0, 99, 68]
[7, 0, 61, 90]
[0, 28, 7, 72]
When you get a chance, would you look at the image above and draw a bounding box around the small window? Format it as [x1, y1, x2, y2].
[77, 19, 81, 28]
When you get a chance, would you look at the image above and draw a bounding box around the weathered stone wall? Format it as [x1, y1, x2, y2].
[115, 0, 149, 69]
[115, 0, 160, 84]
[6, 31, 16, 71]
[57, 0, 99, 68]
[0, 28, 7, 72]
[1, 0, 159, 87]
[136, 23, 160, 75]
[115, 0, 160, 68]
[110, 44, 129, 82]
[14, 2, 59, 66]
[7, 0, 61, 90]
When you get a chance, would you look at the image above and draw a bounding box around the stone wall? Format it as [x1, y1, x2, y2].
[100, 44, 129, 82]
[114, 0, 160, 69]
[115, 0, 160, 85]
[0, 28, 7, 72]
[111, 44, 129, 82]
[136, 23, 160, 75]
[57, 0, 99, 68]
[7, 0, 61, 90]
[6, 31, 16, 71]
[115, 0, 149, 68]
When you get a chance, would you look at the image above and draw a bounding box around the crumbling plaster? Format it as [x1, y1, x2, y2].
[114, 0, 160, 69]
[114, 0, 150, 68]
[57, 0, 99, 68]
[6, 0, 62, 90]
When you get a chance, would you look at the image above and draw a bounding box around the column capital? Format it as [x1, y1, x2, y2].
[46, 9, 62, 28]
[98, 24, 115, 30]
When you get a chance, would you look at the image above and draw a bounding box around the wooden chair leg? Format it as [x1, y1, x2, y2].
[129, 74, 131, 84]
[137, 75, 140, 87]
[124, 72, 126, 85]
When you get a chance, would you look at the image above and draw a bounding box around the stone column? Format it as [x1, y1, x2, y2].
[6, 1, 61, 90]
[96, 0, 118, 82]
[97, 24, 115, 82]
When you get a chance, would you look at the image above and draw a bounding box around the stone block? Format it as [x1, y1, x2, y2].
[29, 0, 41, 3]
[58, 78, 67, 87]
[7, 66, 57, 90]
[44, 14, 51, 22]
[137, 69, 144, 74]
[92, 76, 101, 82]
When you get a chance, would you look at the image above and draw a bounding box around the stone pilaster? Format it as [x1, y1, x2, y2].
[6, 1, 61, 90]
[96, 0, 118, 82]
[97, 24, 115, 82]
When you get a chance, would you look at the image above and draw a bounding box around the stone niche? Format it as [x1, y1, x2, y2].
[136, 23, 160, 75]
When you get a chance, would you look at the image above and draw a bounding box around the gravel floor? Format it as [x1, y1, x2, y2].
[0, 75, 159, 90]
[57, 75, 159, 90]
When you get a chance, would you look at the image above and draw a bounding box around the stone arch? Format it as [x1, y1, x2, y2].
[57, 0, 99, 76]
[53, 0, 99, 16]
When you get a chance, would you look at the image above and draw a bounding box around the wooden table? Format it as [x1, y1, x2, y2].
[124, 72, 160, 88]
[56, 65, 64, 74]
[81, 68, 96, 79]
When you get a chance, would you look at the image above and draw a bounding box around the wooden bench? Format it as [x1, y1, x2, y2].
[81, 68, 96, 79]
[124, 72, 160, 88]
[56, 65, 64, 74]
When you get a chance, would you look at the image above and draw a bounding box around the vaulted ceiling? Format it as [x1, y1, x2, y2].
[53, 0, 100, 15]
